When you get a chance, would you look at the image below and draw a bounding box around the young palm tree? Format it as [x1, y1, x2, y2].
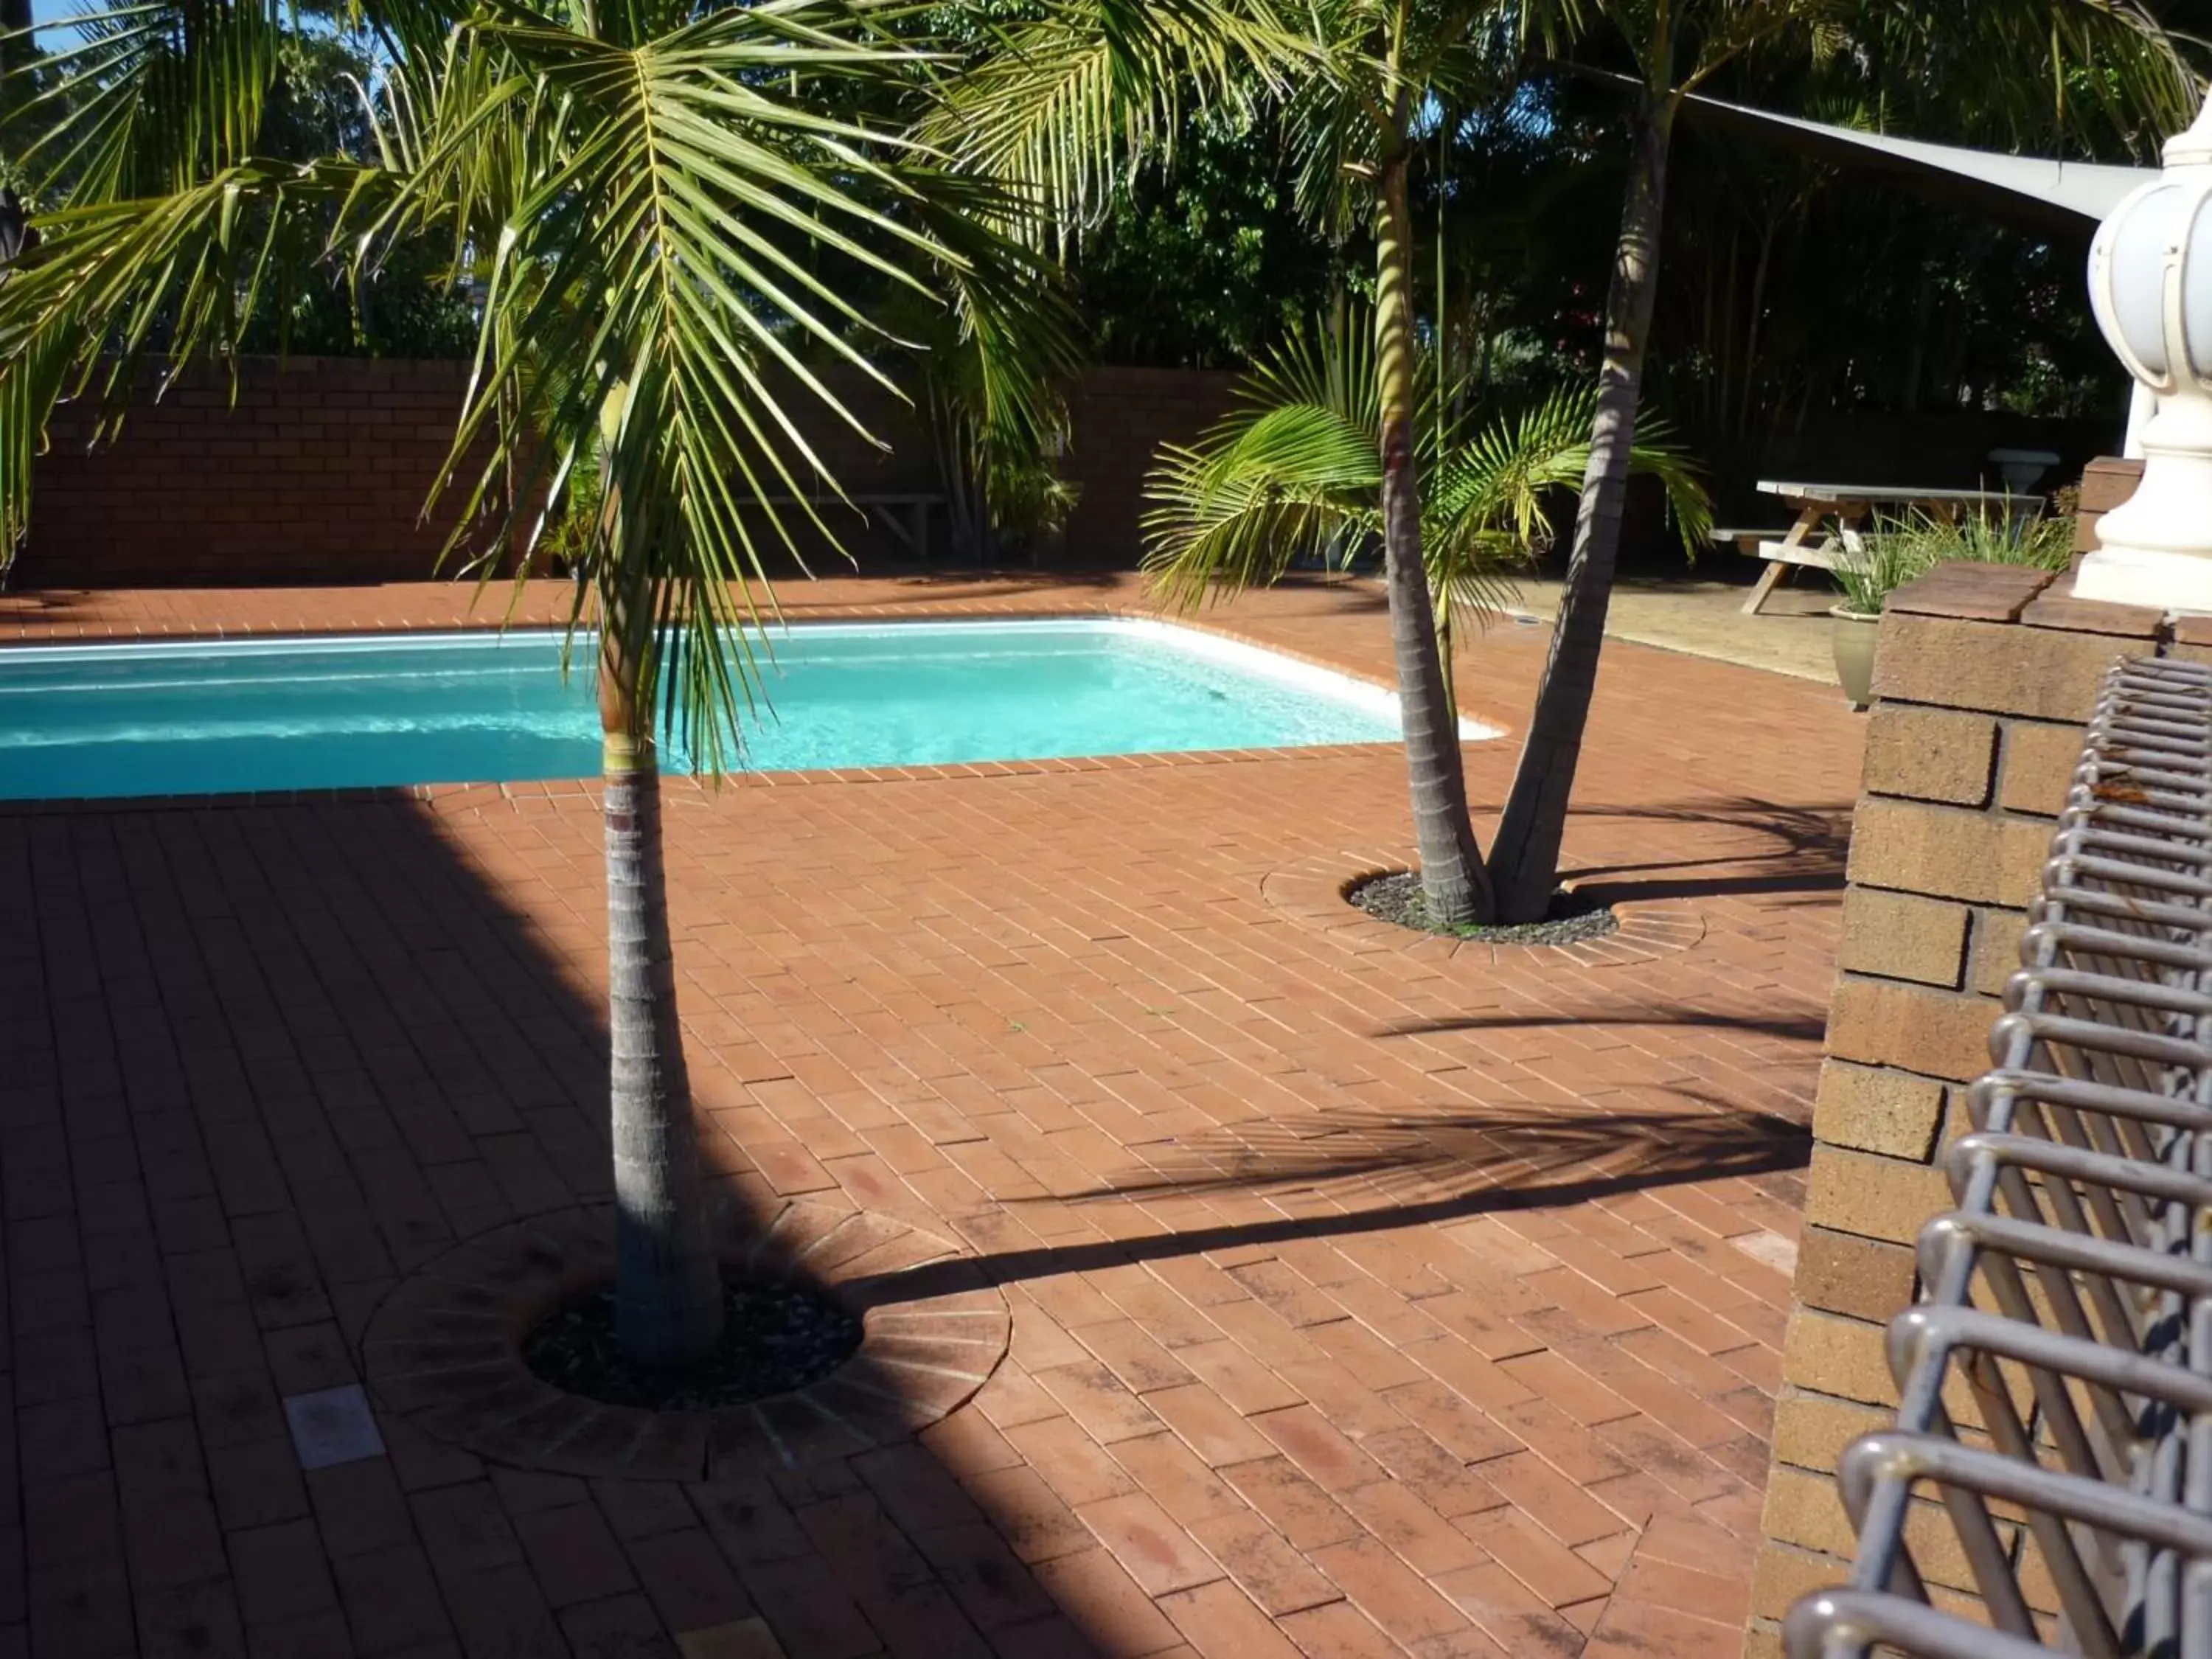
[936, 0, 1567, 926]
[1144, 315, 1711, 726]
[0, 0, 1066, 1368]
[1484, 0, 2197, 922]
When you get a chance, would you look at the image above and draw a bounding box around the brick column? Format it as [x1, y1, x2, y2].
[1748, 561, 2170, 1655]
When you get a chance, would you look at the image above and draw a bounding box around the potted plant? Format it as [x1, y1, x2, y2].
[1829, 538, 1923, 710]
[1830, 511, 2074, 709]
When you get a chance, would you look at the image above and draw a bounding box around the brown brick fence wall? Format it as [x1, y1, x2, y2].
[23, 359, 478, 587]
[15, 359, 1239, 587]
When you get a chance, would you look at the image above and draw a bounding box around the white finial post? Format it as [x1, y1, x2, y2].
[2078, 91, 2212, 611]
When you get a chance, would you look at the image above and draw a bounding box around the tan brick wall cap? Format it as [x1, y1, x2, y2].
[2021, 571, 2166, 639]
[1886, 564, 2057, 624]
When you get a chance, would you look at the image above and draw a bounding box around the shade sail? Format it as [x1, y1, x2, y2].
[1680, 92, 2153, 235]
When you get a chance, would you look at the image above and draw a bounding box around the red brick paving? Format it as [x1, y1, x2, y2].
[0, 572, 1860, 1656]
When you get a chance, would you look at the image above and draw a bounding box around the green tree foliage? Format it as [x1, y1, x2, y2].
[1071, 107, 1338, 366]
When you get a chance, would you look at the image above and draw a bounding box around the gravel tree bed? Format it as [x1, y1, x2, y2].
[524, 1280, 863, 1410]
[1349, 872, 1619, 945]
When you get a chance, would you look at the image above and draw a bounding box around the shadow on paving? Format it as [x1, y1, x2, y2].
[1373, 1011, 1829, 1046]
[0, 796, 1108, 1658]
[0, 587, 113, 625]
[866, 1099, 1810, 1307]
[1557, 796, 1852, 904]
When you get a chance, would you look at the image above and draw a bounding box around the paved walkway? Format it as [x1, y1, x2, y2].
[0, 574, 1864, 1658]
[1506, 575, 1839, 685]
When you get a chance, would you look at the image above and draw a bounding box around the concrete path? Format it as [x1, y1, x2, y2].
[1503, 575, 1840, 686]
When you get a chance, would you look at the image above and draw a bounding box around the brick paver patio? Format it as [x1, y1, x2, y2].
[0, 574, 1860, 1658]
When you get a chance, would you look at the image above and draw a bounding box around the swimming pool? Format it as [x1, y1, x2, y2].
[0, 618, 1486, 801]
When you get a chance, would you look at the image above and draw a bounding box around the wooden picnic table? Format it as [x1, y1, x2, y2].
[1736, 480, 2042, 616]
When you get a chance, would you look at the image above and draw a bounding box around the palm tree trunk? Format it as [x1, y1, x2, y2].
[0, 0, 30, 115]
[599, 605, 723, 1370]
[1486, 93, 1674, 925]
[1375, 151, 1490, 928]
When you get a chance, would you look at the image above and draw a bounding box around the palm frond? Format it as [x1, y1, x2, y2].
[922, 0, 1315, 237]
[1142, 419, 1379, 607]
[1238, 311, 1377, 426]
[1429, 386, 1712, 574]
[13, 0, 286, 199]
[900, 166, 1084, 462]
[1142, 314, 1382, 604]
[1145, 305, 1714, 638]
[1854, 0, 2198, 148]
[0, 321, 69, 555]
[369, 1, 990, 771]
[0, 157, 369, 554]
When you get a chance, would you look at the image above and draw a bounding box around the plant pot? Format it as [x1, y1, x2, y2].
[1832, 606, 1880, 709]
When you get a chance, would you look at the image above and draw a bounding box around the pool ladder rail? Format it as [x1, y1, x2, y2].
[1787, 655, 2212, 1659]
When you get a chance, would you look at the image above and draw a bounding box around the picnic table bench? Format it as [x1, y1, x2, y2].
[1728, 481, 2042, 615]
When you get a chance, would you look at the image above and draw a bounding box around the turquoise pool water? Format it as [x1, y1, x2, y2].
[0, 619, 1421, 801]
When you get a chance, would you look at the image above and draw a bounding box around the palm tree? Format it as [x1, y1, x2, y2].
[936, 0, 1568, 926]
[0, 0, 1065, 1368]
[1483, 0, 2197, 922]
[1144, 313, 1711, 747]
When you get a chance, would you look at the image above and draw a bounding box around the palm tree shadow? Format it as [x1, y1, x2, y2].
[0, 791, 1122, 1657]
[855, 1094, 1810, 1309]
[1370, 1009, 1829, 1043]
[1557, 795, 1853, 904]
[1077, 1095, 1806, 1203]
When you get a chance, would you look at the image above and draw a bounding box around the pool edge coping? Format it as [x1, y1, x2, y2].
[0, 739, 1432, 815]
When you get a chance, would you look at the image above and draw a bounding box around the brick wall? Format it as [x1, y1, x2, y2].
[1063, 366, 1239, 570]
[1748, 560, 2181, 1654]
[15, 358, 1237, 587]
[22, 359, 482, 586]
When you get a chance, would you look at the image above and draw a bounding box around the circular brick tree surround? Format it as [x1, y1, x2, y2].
[363, 1200, 1009, 1481]
[1260, 855, 1706, 967]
